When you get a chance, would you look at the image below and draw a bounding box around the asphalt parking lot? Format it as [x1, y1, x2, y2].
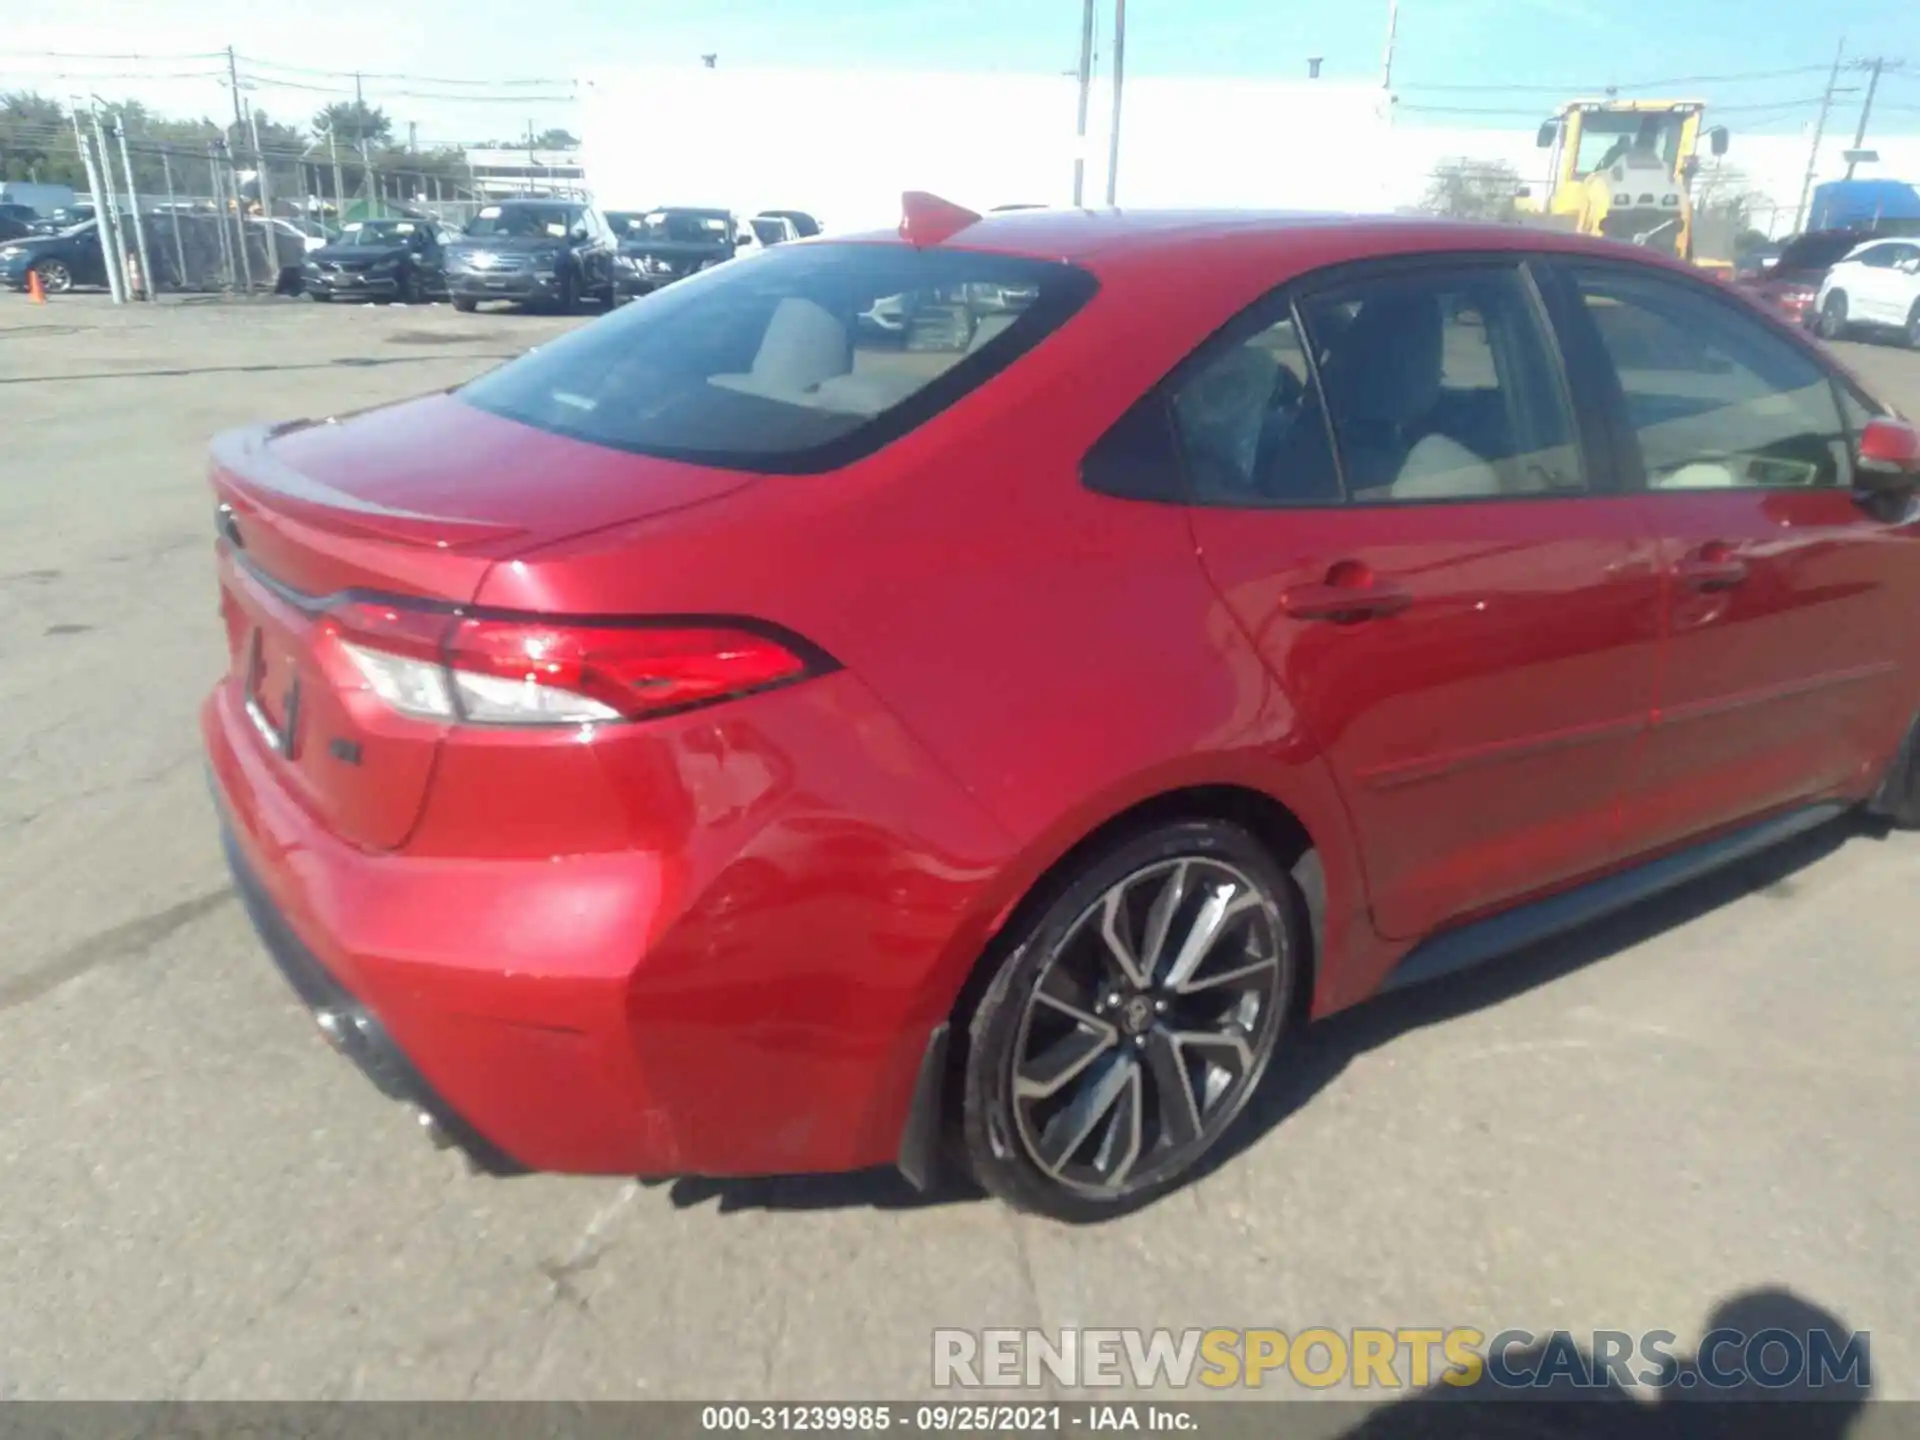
[2, 293, 1917, 1411]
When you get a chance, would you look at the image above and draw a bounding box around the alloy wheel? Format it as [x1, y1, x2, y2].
[1007, 856, 1286, 1199]
[1822, 294, 1848, 339]
[35, 260, 72, 294]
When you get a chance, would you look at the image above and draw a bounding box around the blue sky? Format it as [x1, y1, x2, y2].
[4, 0, 1918, 143]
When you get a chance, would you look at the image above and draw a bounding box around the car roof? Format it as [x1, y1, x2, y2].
[828, 206, 1694, 271]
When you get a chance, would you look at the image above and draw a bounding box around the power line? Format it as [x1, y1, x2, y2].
[0, 47, 226, 61]
[1397, 64, 1833, 94]
[234, 55, 573, 86]
[236, 72, 577, 103]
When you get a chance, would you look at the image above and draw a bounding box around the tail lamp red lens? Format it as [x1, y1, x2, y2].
[320, 600, 823, 726]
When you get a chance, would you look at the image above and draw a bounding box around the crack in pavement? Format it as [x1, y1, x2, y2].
[2, 752, 198, 834]
[0, 887, 235, 1015]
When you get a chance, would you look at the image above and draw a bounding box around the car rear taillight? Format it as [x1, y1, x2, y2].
[322, 599, 827, 726]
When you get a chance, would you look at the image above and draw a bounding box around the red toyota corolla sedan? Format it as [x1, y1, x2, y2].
[203, 194, 1920, 1221]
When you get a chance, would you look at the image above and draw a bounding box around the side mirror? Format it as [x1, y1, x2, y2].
[1855, 416, 1920, 497]
[1536, 121, 1558, 148]
[1709, 126, 1730, 157]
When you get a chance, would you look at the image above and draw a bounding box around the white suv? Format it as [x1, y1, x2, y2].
[1813, 237, 1920, 348]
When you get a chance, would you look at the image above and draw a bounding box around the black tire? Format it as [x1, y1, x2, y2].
[31, 259, 72, 295]
[552, 268, 579, 315]
[1819, 292, 1850, 341]
[451, 296, 478, 313]
[1905, 302, 1920, 352]
[958, 819, 1301, 1222]
[309, 291, 333, 303]
[396, 267, 419, 305]
[1877, 718, 1920, 829]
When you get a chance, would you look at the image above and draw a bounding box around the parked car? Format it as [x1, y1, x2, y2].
[746, 214, 800, 248]
[444, 199, 618, 313]
[0, 213, 33, 244]
[201, 196, 1920, 1221]
[1735, 229, 1879, 328]
[756, 208, 822, 238]
[303, 218, 454, 303]
[612, 206, 738, 299]
[1812, 235, 1920, 347]
[0, 216, 119, 293]
[29, 205, 94, 236]
[1731, 241, 1781, 281]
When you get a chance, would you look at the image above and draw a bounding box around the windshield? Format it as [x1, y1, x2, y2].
[749, 218, 787, 246]
[1776, 231, 1869, 272]
[464, 204, 579, 239]
[606, 211, 643, 237]
[1573, 111, 1687, 177]
[638, 210, 732, 244]
[459, 243, 1096, 474]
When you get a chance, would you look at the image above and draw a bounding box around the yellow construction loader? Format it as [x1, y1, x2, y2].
[1522, 100, 1734, 271]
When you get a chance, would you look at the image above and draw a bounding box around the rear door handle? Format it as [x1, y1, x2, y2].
[1281, 576, 1413, 622]
[1676, 544, 1749, 592]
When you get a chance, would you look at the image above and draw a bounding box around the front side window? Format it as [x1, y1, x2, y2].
[1301, 266, 1583, 502]
[1854, 244, 1899, 270]
[460, 243, 1096, 473]
[1571, 266, 1850, 490]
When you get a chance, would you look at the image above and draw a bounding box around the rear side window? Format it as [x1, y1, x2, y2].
[1165, 309, 1341, 505]
[460, 244, 1097, 474]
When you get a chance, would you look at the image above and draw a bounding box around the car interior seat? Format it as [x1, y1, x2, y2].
[710, 297, 853, 402]
[1313, 293, 1503, 501]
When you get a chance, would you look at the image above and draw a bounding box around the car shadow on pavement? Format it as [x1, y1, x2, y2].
[663, 814, 1875, 1219]
[1324, 1287, 1873, 1440]
[1187, 813, 1873, 1197]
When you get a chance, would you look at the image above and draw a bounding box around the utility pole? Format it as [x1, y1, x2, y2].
[208, 142, 234, 287]
[88, 102, 131, 303]
[1844, 57, 1906, 178]
[1794, 39, 1846, 233]
[72, 107, 124, 303]
[247, 103, 276, 222]
[354, 73, 372, 207]
[1104, 0, 1126, 206]
[224, 46, 249, 204]
[159, 147, 187, 284]
[1072, 0, 1096, 207]
[1381, 0, 1400, 92]
[113, 116, 157, 298]
[326, 123, 346, 225]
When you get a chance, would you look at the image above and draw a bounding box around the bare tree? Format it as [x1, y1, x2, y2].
[1421, 158, 1525, 222]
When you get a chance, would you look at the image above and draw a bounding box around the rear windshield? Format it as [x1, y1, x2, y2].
[1775, 232, 1866, 272]
[464, 204, 579, 239]
[459, 243, 1097, 474]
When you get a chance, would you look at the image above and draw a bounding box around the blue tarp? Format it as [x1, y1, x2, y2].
[1809, 179, 1920, 231]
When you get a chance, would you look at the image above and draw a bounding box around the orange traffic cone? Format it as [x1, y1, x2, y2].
[27, 268, 46, 304]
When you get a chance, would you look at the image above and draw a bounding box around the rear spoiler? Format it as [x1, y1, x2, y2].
[209, 422, 529, 550]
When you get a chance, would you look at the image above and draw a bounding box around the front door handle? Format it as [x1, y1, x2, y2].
[1281, 568, 1412, 623]
[1676, 543, 1749, 592]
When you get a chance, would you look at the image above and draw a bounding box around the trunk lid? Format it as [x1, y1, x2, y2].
[209, 393, 760, 850]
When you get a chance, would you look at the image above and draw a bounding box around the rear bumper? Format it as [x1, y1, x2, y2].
[217, 815, 525, 1173]
[201, 668, 1007, 1181]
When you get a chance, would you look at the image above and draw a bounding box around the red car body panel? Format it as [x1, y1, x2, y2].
[202, 210, 1920, 1180]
